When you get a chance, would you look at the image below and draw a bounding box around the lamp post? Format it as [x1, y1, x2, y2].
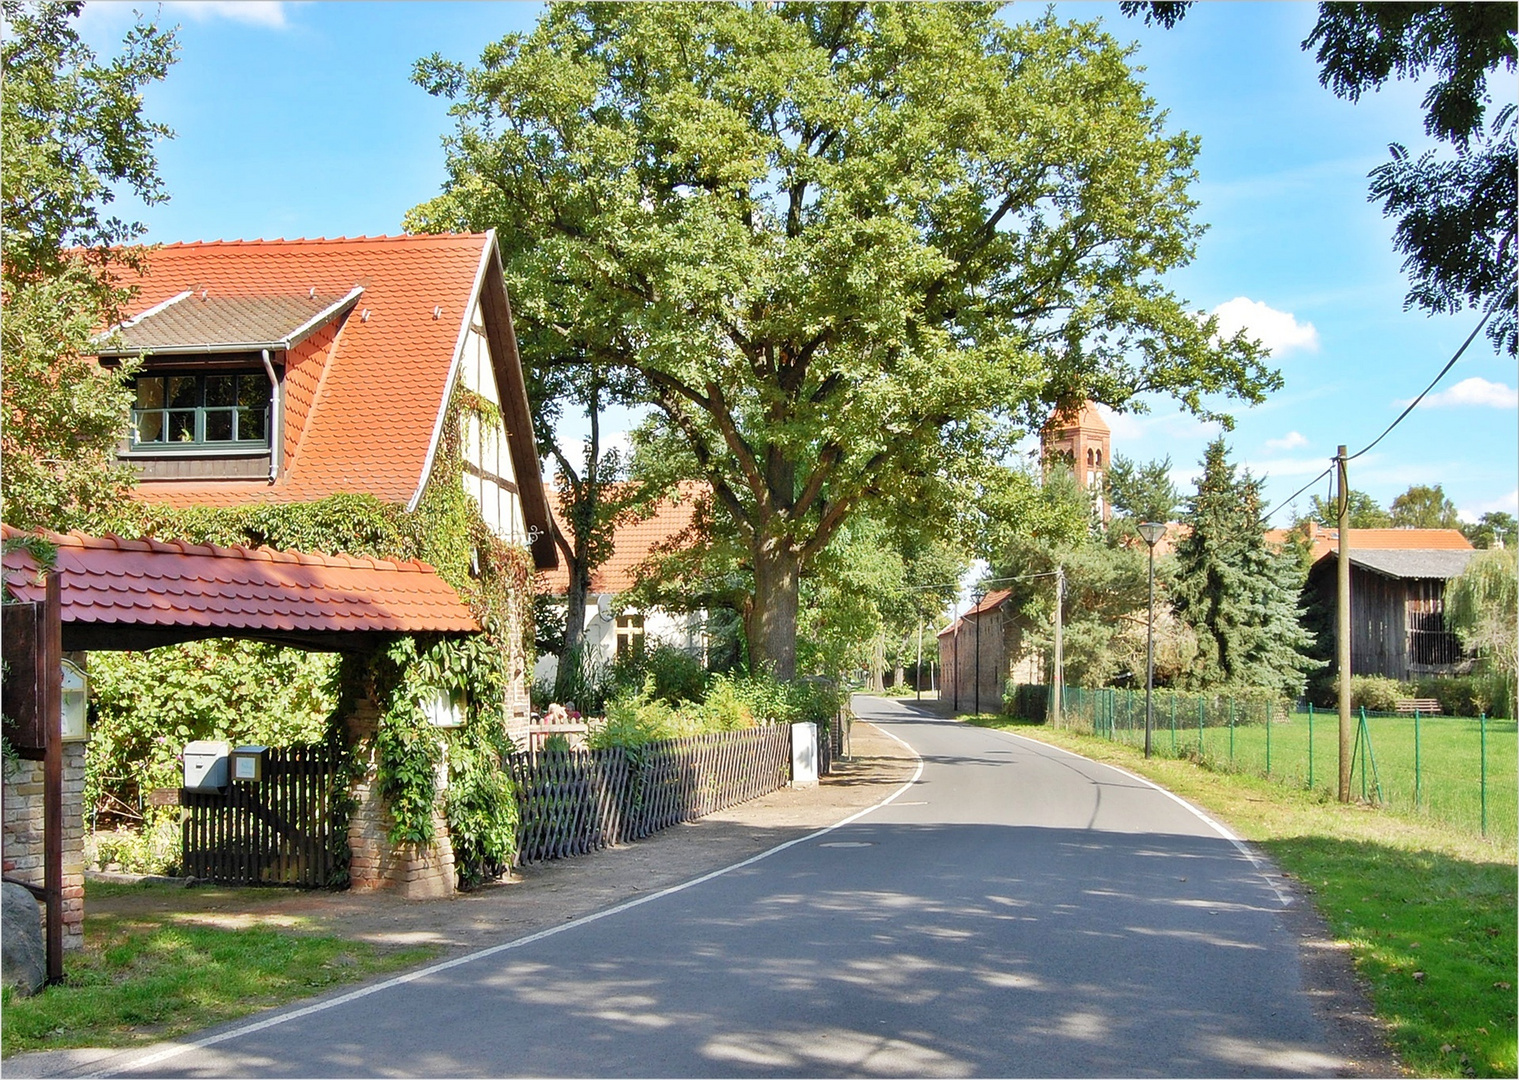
[1136, 522, 1166, 758]
[971, 586, 986, 716]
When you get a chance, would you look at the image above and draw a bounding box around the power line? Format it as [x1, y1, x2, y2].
[1262, 311, 1491, 522]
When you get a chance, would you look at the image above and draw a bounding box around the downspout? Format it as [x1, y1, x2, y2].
[261, 349, 281, 483]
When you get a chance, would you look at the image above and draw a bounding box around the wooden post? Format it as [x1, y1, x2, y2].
[42, 572, 64, 985]
[1050, 565, 1064, 726]
[1337, 446, 1353, 803]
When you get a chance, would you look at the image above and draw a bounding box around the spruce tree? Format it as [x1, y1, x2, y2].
[1173, 439, 1317, 697]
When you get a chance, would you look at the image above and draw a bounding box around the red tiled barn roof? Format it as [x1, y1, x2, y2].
[1, 525, 478, 652]
[1263, 522, 1473, 562]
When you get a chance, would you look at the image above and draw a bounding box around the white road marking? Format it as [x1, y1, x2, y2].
[89, 728, 927, 1079]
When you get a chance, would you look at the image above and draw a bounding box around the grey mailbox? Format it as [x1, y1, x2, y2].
[183, 740, 230, 791]
[230, 745, 268, 784]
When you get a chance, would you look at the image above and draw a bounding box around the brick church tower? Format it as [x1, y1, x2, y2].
[1041, 401, 1112, 522]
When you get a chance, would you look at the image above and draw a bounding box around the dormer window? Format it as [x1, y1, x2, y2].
[132, 372, 270, 449]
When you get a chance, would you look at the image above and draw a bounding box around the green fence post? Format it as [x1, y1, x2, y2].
[1414, 709, 1421, 810]
[1481, 712, 1488, 838]
[1198, 696, 1205, 758]
[1266, 698, 1272, 778]
[1229, 698, 1235, 764]
[1307, 703, 1314, 790]
[1358, 707, 1368, 801]
[1170, 695, 1176, 753]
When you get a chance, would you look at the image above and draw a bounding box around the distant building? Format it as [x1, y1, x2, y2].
[535, 488, 709, 687]
[1305, 545, 1477, 681]
[1041, 401, 1112, 522]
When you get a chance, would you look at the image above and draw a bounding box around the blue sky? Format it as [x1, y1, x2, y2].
[78, 1, 1517, 526]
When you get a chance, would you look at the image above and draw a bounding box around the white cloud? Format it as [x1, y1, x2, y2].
[1211, 297, 1320, 356]
[1265, 431, 1309, 451]
[1415, 377, 1519, 410]
[165, 2, 291, 28]
[1459, 489, 1519, 522]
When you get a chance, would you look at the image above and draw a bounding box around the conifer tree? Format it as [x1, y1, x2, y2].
[1173, 439, 1317, 697]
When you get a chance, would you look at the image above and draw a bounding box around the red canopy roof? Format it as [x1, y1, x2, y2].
[2, 526, 478, 652]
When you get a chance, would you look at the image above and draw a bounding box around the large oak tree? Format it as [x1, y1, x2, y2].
[409, 2, 1275, 677]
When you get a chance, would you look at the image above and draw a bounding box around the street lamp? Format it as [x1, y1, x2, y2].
[1136, 522, 1167, 758]
[971, 586, 986, 716]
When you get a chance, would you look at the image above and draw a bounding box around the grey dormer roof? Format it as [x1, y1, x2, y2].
[96, 288, 362, 356]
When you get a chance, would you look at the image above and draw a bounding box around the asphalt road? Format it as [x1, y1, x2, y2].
[83, 696, 1349, 1078]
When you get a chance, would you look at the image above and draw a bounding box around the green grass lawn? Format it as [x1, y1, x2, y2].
[1069, 705, 1517, 846]
[1, 883, 436, 1058]
[968, 715, 1518, 1079]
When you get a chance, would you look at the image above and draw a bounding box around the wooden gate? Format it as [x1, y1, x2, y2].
[181, 744, 339, 887]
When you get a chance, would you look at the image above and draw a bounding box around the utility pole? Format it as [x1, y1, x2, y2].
[1337, 446, 1353, 802]
[1051, 565, 1064, 726]
[916, 620, 923, 702]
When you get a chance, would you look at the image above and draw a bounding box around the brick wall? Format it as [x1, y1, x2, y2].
[343, 692, 457, 899]
[1, 741, 87, 950]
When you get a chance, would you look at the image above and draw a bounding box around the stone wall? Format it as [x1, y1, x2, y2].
[343, 692, 457, 899]
[1, 742, 87, 950]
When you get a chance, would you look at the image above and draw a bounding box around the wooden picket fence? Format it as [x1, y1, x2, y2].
[508, 725, 791, 864]
[181, 744, 338, 887]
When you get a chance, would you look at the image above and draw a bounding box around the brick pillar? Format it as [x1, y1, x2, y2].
[343, 691, 456, 900]
[2, 740, 86, 950]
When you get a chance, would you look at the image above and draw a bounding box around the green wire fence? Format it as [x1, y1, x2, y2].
[1014, 683, 1515, 846]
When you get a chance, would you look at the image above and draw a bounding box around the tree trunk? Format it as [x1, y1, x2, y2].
[563, 566, 590, 653]
[746, 537, 800, 680]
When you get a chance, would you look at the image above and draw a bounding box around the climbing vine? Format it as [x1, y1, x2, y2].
[89, 386, 536, 886]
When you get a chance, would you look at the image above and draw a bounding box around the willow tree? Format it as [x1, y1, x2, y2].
[408, 2, 1276, 678]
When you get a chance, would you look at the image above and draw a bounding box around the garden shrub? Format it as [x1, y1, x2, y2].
[87, 818, 182, 876]
[86, 640, 337, 823]
[1410, 674, 1515, 718]
[1349, 675, 1409, 713]
[611, 642, 707, 706]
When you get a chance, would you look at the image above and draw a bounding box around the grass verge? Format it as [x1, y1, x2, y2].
[2, 882, 436, 1059]
[967, 715, 1518, 1079]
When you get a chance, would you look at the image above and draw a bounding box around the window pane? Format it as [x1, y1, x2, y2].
[167, 376, 199, 409]
[204, 375, 236, 407]
[134, 410, 165, 443]
[236, 407, 266, 442]
[135, 377, 165, 408]
[204, 409, 233, 442]
[168, 410, 196, 442]
[238, 375, 270, 409]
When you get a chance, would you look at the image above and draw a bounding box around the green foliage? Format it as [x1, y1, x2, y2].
[1446, 547, 1518, 681]
[1410, 675, 1516, 720]
[1106, 454, 1180, 524]
[585, 670, 841, 750]
[1350, 674, 1409, 714]
[0, 0, 179, 530]
[1308, 488, 1392, 529]
[1305, 3, 1517, 354]
[1390, 482, 1462, 529]
[611, 642, 707, 707]
[1172, 439, 1318, 697]
[410, 1, 1276, 675]
[86, 641, 337, 822]
[1462, 511, 1519, 551]
[87, 821, 181, 876]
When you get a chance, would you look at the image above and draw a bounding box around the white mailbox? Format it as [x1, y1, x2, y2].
[183, 740, 230, 792]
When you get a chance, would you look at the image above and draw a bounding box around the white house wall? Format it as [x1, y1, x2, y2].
[532, 596, 710, 690]
[458, 300, 527, 544]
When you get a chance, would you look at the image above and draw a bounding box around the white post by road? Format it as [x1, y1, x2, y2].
[790, 722, 818, 787]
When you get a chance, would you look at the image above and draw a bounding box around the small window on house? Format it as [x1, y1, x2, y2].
[132, 373, 270, 449]
[615, 614, 645, 660]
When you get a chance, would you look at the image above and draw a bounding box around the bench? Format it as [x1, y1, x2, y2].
[1394, 698, 1442, 716]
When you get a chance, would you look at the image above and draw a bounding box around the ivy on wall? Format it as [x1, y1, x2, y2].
[90, 387, 536, 887]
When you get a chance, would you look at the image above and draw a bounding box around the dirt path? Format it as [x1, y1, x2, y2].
[89, 720, 919, 956]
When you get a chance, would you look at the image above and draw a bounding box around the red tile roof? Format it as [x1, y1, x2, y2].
[103, 234, 491, 509]
[537, 486, 703, 596]
[2, 525, 478, 649]
[935, 589, 1012, 637]
[1264, 522, 1473, 562]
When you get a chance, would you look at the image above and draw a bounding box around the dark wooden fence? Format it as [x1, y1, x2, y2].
[181, 744, 338, 887]
[509, 724, 791, 864]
